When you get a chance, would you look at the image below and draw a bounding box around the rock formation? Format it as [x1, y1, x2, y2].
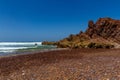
[86, 18, 120, 43]
[42, 17, 120, 48]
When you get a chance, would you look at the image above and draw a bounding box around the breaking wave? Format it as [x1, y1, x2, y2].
[0, 42, 42, 53]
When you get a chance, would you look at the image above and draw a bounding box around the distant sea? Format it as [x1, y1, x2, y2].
[0, 42, 56, 56]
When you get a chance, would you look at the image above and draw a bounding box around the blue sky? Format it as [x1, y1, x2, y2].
[0, 0, 120, 41]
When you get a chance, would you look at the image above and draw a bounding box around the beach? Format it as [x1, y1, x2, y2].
[0, 49, 120, 79]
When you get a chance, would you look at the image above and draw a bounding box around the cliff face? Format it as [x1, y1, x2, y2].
[42, 17, 120, 48]
[86, 18, 120, 43]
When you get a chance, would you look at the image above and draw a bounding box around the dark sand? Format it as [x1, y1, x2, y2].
[0, 49, 120, 80]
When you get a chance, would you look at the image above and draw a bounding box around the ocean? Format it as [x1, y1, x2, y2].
[0, 42, 56, 56]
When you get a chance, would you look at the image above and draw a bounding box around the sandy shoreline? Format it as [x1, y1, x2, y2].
[0, 49, 120, 79]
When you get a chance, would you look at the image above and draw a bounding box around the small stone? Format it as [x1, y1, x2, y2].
[117, 75, 120, 77]
[117, 61, 120, 63]
[22, 70, 25, 76]
[22, 72, 25, 76]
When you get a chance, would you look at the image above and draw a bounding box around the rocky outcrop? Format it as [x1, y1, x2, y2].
[86, 18, 120, 43]
[42, 17, 120, 48]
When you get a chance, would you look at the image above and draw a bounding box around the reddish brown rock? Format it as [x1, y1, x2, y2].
[43, 17, 120, 48]
[86, 17, 120, 43]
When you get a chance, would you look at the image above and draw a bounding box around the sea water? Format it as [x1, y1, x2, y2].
[0, 42, 55, 56]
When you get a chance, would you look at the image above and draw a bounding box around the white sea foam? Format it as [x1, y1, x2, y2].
[0, 42, 42, 45]
[0, 47, 28, 50]
[0, 42, 42, 53]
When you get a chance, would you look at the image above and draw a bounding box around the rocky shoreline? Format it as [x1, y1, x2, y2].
[0, 49, 120, 79]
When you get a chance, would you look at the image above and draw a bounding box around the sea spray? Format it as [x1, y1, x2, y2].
[0, 42, 55, 56]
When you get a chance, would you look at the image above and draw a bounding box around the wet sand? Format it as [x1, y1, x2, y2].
[0, 49, 120, 80]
